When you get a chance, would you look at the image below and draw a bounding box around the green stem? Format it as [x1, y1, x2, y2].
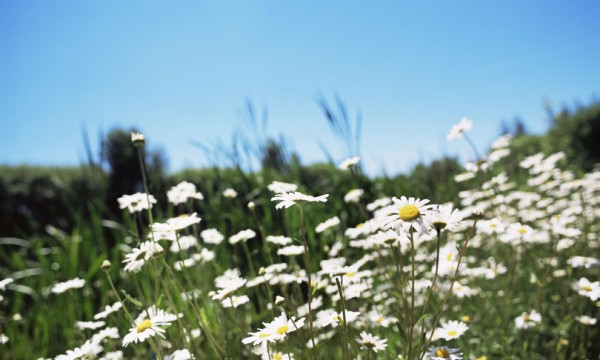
[299, 204, 317, 359]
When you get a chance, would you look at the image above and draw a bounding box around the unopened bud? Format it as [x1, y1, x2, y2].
[247, 201, 255, 210]
[101, 260, 112, 272]
[275, 296, 285, 305]
[471, 208, 485, 219]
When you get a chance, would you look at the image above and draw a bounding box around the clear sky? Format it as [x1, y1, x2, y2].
[1, 1, 599, 176]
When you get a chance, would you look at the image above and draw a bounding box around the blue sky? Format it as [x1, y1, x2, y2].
[1, 1, 599, 175]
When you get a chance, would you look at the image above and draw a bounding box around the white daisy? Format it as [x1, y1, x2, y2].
[123, 241, 163, 273]
[575, 315, 597, 325]
[573, 278, 600, 301]
[122, 307, 177, 347]
[52, 278, 85, 294]
[447, 117, 473, 141]
[344, 189, 364, 203]
[201, 228, 224, 245]
[266, 235, 293, 246]
[381, 196, 434, 235]
[229, 229, 257, 245]
[117, 193, 156, 214]
[356, 331, 387, 353]
[315, 216, 341, 233]
[277, 245, 305, 256]
[223, 188, 238, 198]
[271, 192, 329, 209]
[75, 320, 105, 330]
[433, 320, 469, 341]
[514, 310, 542, 329]
[428, 346, 463, 359]
[429, 204, 464, 232]
[268, 181, 298, 193]
[55, 339, 103, 360]
[94, 302, 122, 320]
[338, 156, 360, 170]
[167, 181, 204, 205]
[221, 295, 250, 308]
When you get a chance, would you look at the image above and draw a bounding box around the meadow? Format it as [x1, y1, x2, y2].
[0, 113, 598, 360]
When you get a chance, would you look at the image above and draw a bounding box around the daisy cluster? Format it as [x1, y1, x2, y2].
[37, 126, 599, 359]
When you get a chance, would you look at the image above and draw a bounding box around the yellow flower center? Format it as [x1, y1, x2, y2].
[435, 348, 450, 358]
[447, 330, 458, 337]
[518, 227, 527, 234]
[178, 214, 189, 218]
[259, 333, 270, 338]
[524, 314, 531, 321]
[461, 315, 471, 322]
[376, 316, 385, 324]
[276, 325, 289, 335]
[356, 223, 365, 229]
[582, 285, 593, 292]
[273, 353, 283, 360]
[399, 205, 420, 221]
[489, 223, 497, 228]
[136, 319, 153, 333]
[446, 254, 454, 261]
[476, 356, 487, 360]
[345, 272, 356, 277]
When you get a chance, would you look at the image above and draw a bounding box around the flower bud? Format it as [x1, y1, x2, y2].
[101, 260, 112, 272]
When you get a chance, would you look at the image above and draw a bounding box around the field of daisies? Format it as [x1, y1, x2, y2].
[1, 117, 599, 360]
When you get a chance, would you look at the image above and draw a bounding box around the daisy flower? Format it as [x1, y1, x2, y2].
[314, 309, 361, 328]
[338, 156, 360, 170]
[356, 331, 387, 353]
[242, 312, 305, 346]
[447, 117, 472, 141]
[266, 235, 293, 246]
[271, 192, 329, 209]
[344, 189, 364, 203]
[55, 339, 103, 360]
[152, 213, 201, 232]
[75, 320, 106, 330]
[315, 216, 341, 233]
[221, 295, 250, 308]
[428, 346, 463, 359]
[223, 188, 238, 198]
[263, 311, 305, 341]
[429, 204, 464, 232]
[433, 320, 469, 341]
[573, 277, 600, 301]
[382, 196, 434, 235]
[514, 310, 542, 329]
[367, 309, 398, 328]
[165, 349, 193, 360]
[268, 180, 298, 193]
[52, 277, 85, 294]
[123, 241, 163, 273]
[229, 229, 257, 245]
[167, 181, 204, 205]
[575, 315, 597, 325]
[277, 245, 305, 256]
[122, 307, 177, 347]
[169, 235, 198, 253]
[117, 193, 156, 213]
[201, 228, 224, 245]
[94, 302, 122, 320]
